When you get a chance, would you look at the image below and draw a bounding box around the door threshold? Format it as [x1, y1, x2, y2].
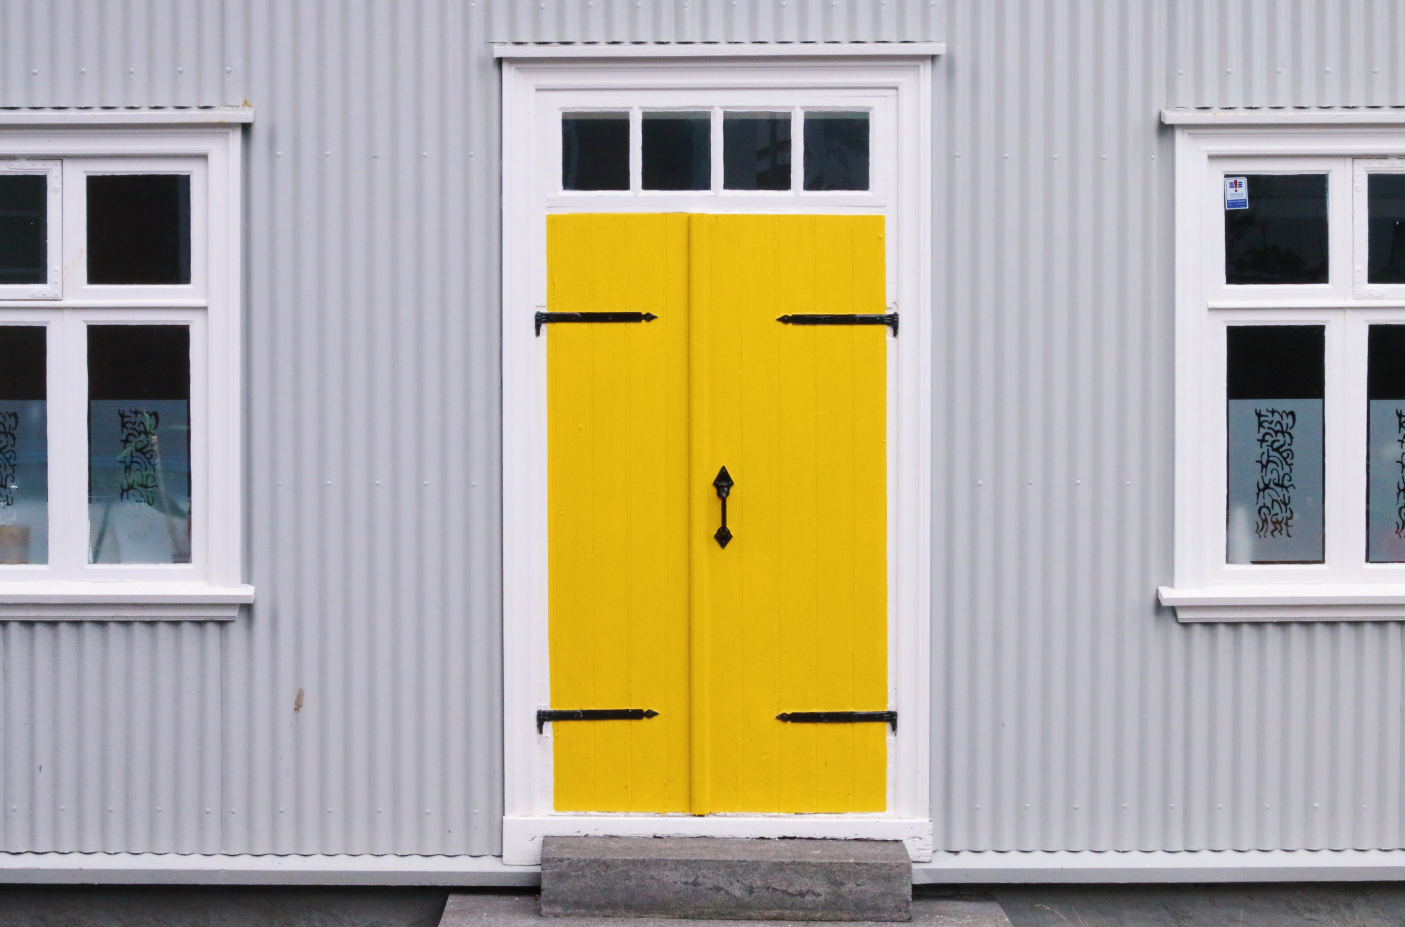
[501, 814, 933, 866]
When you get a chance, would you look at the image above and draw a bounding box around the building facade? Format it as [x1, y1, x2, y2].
[1, 0, 1404, 884]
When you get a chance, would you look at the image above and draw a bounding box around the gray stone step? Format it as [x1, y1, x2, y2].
[440, 892, 1014, 927]
[539, 836, 913, 922]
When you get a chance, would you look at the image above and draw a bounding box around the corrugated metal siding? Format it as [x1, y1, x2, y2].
[1, 622, 223, 853]
[0, 0, 1400, 859]
[230, 0, 504, 857]
[1168, 0, 1405, 109]
[933, 0, 1405, 854]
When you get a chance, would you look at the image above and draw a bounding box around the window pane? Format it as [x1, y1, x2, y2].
[1368, 174, 1405, 284]
[723, 112, 791, 191]
[1226, 326, 1325, 564]
[642, 112, 710, 191]
[87, 175, 191, 285]
[88, 325, 190, 564]
[0, 327, 46, 564]
[1368, 326, 1405, 561]
[1224, 174, 1328, 285]
[562, 113, 629, 191]
[803, 111, 869, 191]
[0, 174, 47, 286]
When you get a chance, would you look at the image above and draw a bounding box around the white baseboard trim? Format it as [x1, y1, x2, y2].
[0, 853, 540, 886]
[914, 849, 1405, 884]
[7, 847, 1405, 887]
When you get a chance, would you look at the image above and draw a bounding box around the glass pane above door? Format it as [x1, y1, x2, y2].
[562, 113, 630, 191]
[723, 112, 791, 191]
[642, 112, 710, 191]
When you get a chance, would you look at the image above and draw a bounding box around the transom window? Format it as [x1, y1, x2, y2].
[560, 108, 871, 194]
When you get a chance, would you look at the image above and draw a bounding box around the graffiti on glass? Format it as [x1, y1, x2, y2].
[0, 411, 16, 508]
[1255, 408, 1296, 539]
[118, 410, 161, 506]
[1395, 409, 1405, 539]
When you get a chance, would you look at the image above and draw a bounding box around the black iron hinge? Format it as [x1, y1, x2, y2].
[776, 313, 899, 336]
[535, 311, 658, 336]
[536, 707, 659, 734]
[777, 710, 898, 732]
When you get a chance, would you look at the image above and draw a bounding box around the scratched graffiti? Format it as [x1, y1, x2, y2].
[1395, 410, 1405, 539]
[117, 409, 160, 506]
[1255, 408, 1296, 539]
[0, 411, 16, 508]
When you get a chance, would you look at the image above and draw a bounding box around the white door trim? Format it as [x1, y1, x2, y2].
[499, 53, 934, 867]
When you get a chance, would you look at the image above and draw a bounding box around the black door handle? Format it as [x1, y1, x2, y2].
[713, 466, 734, 548]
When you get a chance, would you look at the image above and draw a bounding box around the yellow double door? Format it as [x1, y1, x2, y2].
[547, 212, 888, 815]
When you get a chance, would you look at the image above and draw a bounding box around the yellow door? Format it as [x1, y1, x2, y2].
[546, 213, 693, 812]
[547, 212, 887, 815]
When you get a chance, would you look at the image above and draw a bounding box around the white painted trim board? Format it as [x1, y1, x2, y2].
[5, 849, 1405, 886]
[500, 56, 933, 863]
[494, 43, 944, 60]
[0, 108, 254, 125]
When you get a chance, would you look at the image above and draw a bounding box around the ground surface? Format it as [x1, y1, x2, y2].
[2, 884, 1405, 926]
[444, 893, 1011, 927]
[982, 883, 1405, 927]
[0, 885, 459, 927]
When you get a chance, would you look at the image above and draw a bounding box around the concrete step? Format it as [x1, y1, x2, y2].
[440, 892, 1015, 927]
[539, 836, 913, 922]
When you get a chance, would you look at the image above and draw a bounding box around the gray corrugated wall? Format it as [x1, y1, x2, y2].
[0, 0, 1403, 858]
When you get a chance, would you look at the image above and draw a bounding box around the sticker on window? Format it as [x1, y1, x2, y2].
[1224, 176, 1249, 210]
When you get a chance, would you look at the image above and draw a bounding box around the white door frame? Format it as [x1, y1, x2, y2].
[497, 47, 936, 866]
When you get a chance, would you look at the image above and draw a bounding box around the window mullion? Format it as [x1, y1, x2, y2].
[47, 311, 87, 577]
[1325, 310, 1356, 574]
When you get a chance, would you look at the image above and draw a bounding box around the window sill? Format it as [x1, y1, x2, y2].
[0, 582, 255, 620]
[1159, 584, 1405, 622]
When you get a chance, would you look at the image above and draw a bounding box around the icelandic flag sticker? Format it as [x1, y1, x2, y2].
[1224, 176, 1249, 210]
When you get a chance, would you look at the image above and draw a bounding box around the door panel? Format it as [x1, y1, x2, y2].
[546, 213, 692, 812]
[689, 214, 888, 813]
[546, 212, 886, 815]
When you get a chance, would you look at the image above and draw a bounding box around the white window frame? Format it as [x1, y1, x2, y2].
[0, 159, 61, 299]
[1161, 115, 1405, 622]
[1353, 157, 1405, 300]
[0, 119, 252, 619]
[499, 47, 935, 866]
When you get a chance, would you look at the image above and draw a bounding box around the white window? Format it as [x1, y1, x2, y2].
[1162, 115, 1405, 621]
[0, 121, 250, 619]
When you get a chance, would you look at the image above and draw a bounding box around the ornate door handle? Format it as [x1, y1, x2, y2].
[712, 466, 734, 548]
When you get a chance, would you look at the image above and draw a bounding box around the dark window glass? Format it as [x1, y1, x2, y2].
[642, 112, 710, 191]
[1367, 326, 1405, 561]
[88, 325, 191, 564]
[803, 111, 869, 191]
[0, 327, 47, 565]
[0, 327, 44, 401]
[723, 112, 791, 191]
[562, 113, 629, 191]
[0, 174, 47, 285]
[1368, 174, 1405, 284]
[1224, 174, 1328, 285]
[1225, 326, 1325, 564]
[87, 175, 191, 285]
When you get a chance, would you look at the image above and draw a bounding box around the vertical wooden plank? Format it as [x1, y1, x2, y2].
[692, 213, 887, 813]
[547, 213, 691, 812]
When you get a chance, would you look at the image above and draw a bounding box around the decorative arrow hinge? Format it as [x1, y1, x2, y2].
[535, 311, 658, 336]
[777, 710, 898, 732]
[536, 708, 659, 734]
[776, 312, 898, 336]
